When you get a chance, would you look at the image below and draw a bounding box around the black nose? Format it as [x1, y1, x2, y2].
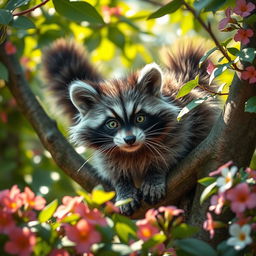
[124, 135, 136, 145]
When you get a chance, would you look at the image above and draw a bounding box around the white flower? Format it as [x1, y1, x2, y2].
[227, 224, 252, 250]
[216, 166, 238, 193]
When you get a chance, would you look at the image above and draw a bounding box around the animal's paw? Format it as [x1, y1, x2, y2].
[140, 180, 166, 205]
[116, 189, 141, 216]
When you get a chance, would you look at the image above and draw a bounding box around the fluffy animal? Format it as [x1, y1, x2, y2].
[42, 39, 219, 215]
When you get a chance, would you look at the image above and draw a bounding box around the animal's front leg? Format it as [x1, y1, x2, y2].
[114, 176, 141, 216]
[140, 168, 167, 205]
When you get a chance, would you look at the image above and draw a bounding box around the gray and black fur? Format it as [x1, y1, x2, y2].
[42, 39, 219, 215]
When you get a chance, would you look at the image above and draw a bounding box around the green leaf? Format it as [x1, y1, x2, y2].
[35, 223, 52, 243]
[194, 0, 227, 12]
[244, 14, 256, 25]
[142, 234, 166, 251]
[204, 0, 228, 12]
[217, 241, 241, 256]
[245, 96, 256, 113]
[199, 47, 218, 66]
[237, 48, 256, 63]
[198, 177, 216, 186]
[176, 76, 199, 99]
[115, 198, 132, 207]
[175, 238, 217, 256]
[200, 181, 217, 204]
[148, 0, 183, 20]
[172, 224, 199, 239]
[209, 63, 230, 84]
[113, 214, 137, 243]
[61, 213, 80, 224]
[38, 199, 58, 223]
[177, 96, 209, 121]
[0, 9, 13, 25]
[5, 0, 31, 11]
[85, 32, 102, 52]
[221, 38, 232, 47]
[227, 47, 239, 56]
[77, 190, 93, 206]
[0, 62, 8, 81]
[53, 0, 104, 24]
[108, 26, 125, 50]
[11, 16, 35, 29]
[94, 243, 133, 256]
[96, 225, 115, 243]
[91, 189, 115, 205]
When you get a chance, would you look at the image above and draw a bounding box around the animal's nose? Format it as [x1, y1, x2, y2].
[124, 135, 136, 145]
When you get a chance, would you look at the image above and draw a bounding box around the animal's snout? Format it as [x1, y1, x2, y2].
[124, 135, 136, 145]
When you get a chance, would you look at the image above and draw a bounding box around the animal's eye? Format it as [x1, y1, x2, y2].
[136, 114, 146, 123]
[106, 119, 119, 129]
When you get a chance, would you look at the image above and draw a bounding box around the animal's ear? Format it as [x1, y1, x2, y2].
[69, 80, 100, 115]
[137, 63, 163, 96]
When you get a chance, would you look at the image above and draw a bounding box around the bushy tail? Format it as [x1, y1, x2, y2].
[42, 39, 102, 120]
[164, 39, 213, 89]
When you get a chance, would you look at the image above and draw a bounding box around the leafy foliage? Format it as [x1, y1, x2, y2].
[0, 0, 256, 254]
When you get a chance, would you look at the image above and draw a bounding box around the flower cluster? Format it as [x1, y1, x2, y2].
[218, 0, 256, 84]
[0, 185, 45, 256]
[0, 184, 189, 256]
[203, 162, 256, 252]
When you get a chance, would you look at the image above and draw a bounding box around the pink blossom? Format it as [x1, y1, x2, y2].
[219, 8, 234, 30]
[145, 208, 158, 224]
[75, 204, 107, 226]
[0, 189, 9, 202]
[241, 66, 256, 84]
[209, 161, 233, 176]
[65, 219, 101, 254]
[206, 60, 216, 75]
[104, 201, 119, 214]
[0, 209, 16, 234]
[136, 219, 159, 241]
[234, 28, 254, 45]
[22, 187, 46, 210]
[54, 196, 84, 220]
[203, 212, 215, 239]
[2, 185, 23, 213]
[21, 210, 37, 221]
[246, 168, 256, 179]
[4, 227, 36, 256]
[209, 193, 225, 215]
[4, 41, 17, 55]
[234, 0, 255, 17]
[48, 248, 70, 256]
[227, 183, 256, 214]
[158, 206, 184, 221]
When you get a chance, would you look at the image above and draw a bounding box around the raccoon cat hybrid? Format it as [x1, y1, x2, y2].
[42, 39, 218, 215]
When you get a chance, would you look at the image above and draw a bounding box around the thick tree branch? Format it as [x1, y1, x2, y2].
[0, 43, 102, 193]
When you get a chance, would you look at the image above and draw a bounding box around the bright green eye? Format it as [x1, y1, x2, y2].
[106, 120, 119, 129]
[136, 114, 146, 123]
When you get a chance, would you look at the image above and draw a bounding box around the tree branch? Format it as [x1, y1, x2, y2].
[13, 0, 50, 16]
[0, 42, 104, 193]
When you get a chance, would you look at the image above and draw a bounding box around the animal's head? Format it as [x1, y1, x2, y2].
[69, 63, 179, 154]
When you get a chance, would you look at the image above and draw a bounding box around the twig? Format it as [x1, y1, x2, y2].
[13, 0, 50, 16]
[181, 1, 243, 72]
[197, 84, 229, 96]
